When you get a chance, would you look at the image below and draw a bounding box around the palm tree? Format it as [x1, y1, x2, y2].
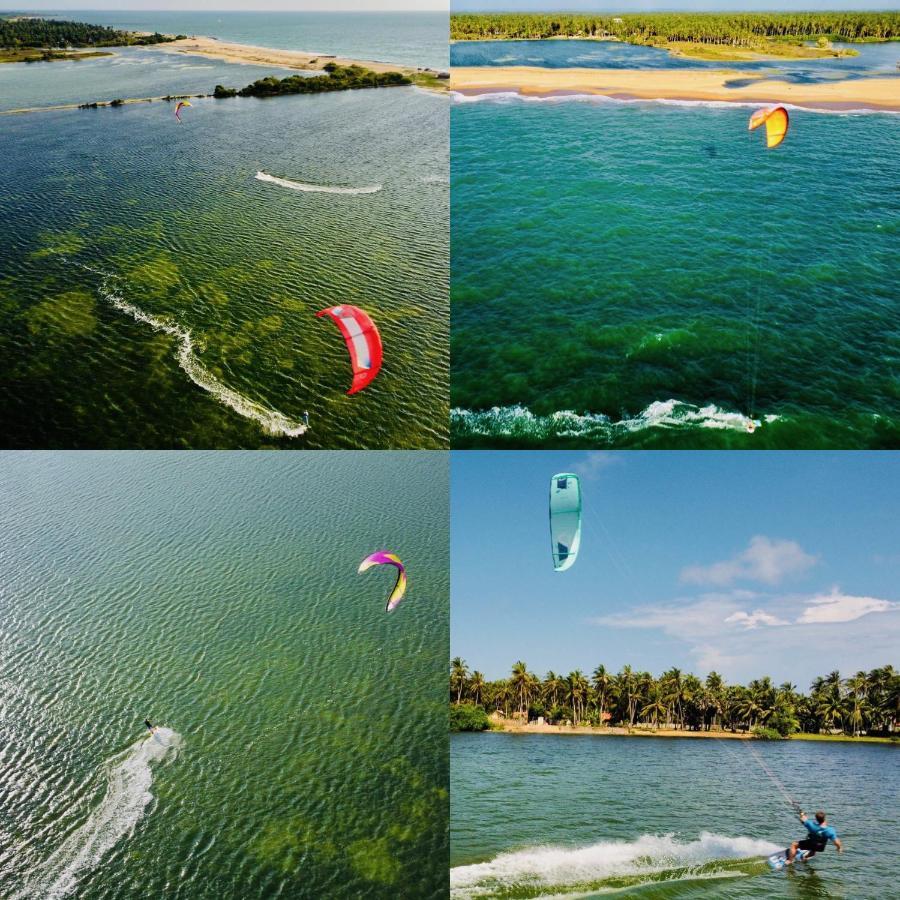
[705, 672, 725, 730]
[510, 661, 532, 716]
[592, 664, 611, 721]
[450, 657, 468, 704]
[817, 684, 844, 732]
[641, 684, 667, 726]
[469, 671, 485, 706]
[566, 670, 589, 725]
[542, 670, 564, 710]
[615, 666, 641, 726]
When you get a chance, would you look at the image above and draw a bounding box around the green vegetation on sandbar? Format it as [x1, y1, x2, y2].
[0, 16, 184, 64]
[0, 47, 112, 63]
[450, 658, 900, 741]
[214, 63, 413, 99]
[451, 12, 899, 61]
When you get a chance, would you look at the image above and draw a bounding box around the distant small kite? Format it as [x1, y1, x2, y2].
[358, 552, 407, 612]
[174, 100, 192, 123]
[748, 105, 789, 149]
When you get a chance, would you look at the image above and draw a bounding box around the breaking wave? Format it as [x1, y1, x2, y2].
[451, 832, 780, 899]
[452, 400, 778, 441]
[92, 269, 307, 438]
[255, 170, 382, 195]
[13, 728, 182, 900]
[450, 90, 898, 116]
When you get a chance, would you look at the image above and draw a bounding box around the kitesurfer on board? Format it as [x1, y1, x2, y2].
[787, 810, 842, 863]
[302, 411, 309, 428]
[144, 719, 157, 734]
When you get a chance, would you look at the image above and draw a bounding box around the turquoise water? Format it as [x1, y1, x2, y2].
[451, 98, 899, 448]
[0, 451, 449, 898]
[1, 77, 448, 448]
[61, 11, 449, 70]
[451, 38, 900, 80]
[451, 732, 898, 898]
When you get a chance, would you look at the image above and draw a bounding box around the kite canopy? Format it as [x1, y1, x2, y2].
[174, 101, 192, 122]
[358, 551, 407, 612]
[549, 473, 582, 572]
[316, 305, 383, 395]
[748, 106, 789, 149]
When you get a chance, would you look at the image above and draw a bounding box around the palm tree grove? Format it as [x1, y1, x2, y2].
[450, 658, 899, 740]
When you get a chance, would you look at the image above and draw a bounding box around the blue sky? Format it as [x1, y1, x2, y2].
[452, 451, 900, 688]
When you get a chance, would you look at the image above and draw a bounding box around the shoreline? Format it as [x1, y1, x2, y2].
[0, 94, 202, 116]
[450, 66, 900, 112]
[471, 720, 897, 743]
[155, 36, 442, 78]
[452, 34, 860, 63]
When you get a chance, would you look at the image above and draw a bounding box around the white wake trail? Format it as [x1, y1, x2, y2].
[255, 170, 382, 195]
[14, 728, 182, 899]
[93, 272, 307, 438]
[451, 832, 780, 899]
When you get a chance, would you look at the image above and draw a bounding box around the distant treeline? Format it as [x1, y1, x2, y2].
[450, 658, 900, 738]
[214, 63, 411, 99]
[450, 12, 900, 45]
[0, 17, 182, 49]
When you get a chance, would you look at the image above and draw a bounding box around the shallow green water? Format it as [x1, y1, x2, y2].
[451, 732, 898, 899]
[0, 452, 449, 898]
[451, 99, 899, 449]
[1, 83, 448, 449]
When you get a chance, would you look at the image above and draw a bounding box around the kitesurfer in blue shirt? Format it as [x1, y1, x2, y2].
[788, 810, 842, 863]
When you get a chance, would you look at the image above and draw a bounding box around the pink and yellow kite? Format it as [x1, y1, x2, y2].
[358, 551, 407, 612]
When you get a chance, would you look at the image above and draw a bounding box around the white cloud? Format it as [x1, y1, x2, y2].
[680, 536, 817, 587]
[797, 587, 898, 624]
[571, 452, 620, 480]
[591, 591, 761, 641]
[589, 584, 900, 682]
[725, 609, 788, 629]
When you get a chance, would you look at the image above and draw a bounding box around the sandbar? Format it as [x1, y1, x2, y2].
[450, 66, 900, 111]
[157, 36, 436, 77]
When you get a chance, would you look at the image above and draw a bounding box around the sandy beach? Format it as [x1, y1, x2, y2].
[485, 718, 896, 742]
[450, 66, 900, 111]
[491, 718, 755, 738]
[157, 36, 433, 76]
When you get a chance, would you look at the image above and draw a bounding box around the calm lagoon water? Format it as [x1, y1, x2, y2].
[0, 451, 449, 899]
[451, 97, 899, 448]
[0, 45, 296, 113]
[1, 72, 448, 448]
[451, 732, 899, 899]
[450, 38, 900, 81]
[61, 11, 449, 70]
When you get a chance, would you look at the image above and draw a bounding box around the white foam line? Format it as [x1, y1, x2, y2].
[92, 271, 306, 438]
[255, 170, 382, 195]
[452, 400, 778, 439]
[450, 831, 779, 900]
[450, 89, 899, 115]
[14, 729, 182, 900]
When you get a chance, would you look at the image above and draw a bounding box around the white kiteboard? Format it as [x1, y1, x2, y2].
[768, 848, 809, 870]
